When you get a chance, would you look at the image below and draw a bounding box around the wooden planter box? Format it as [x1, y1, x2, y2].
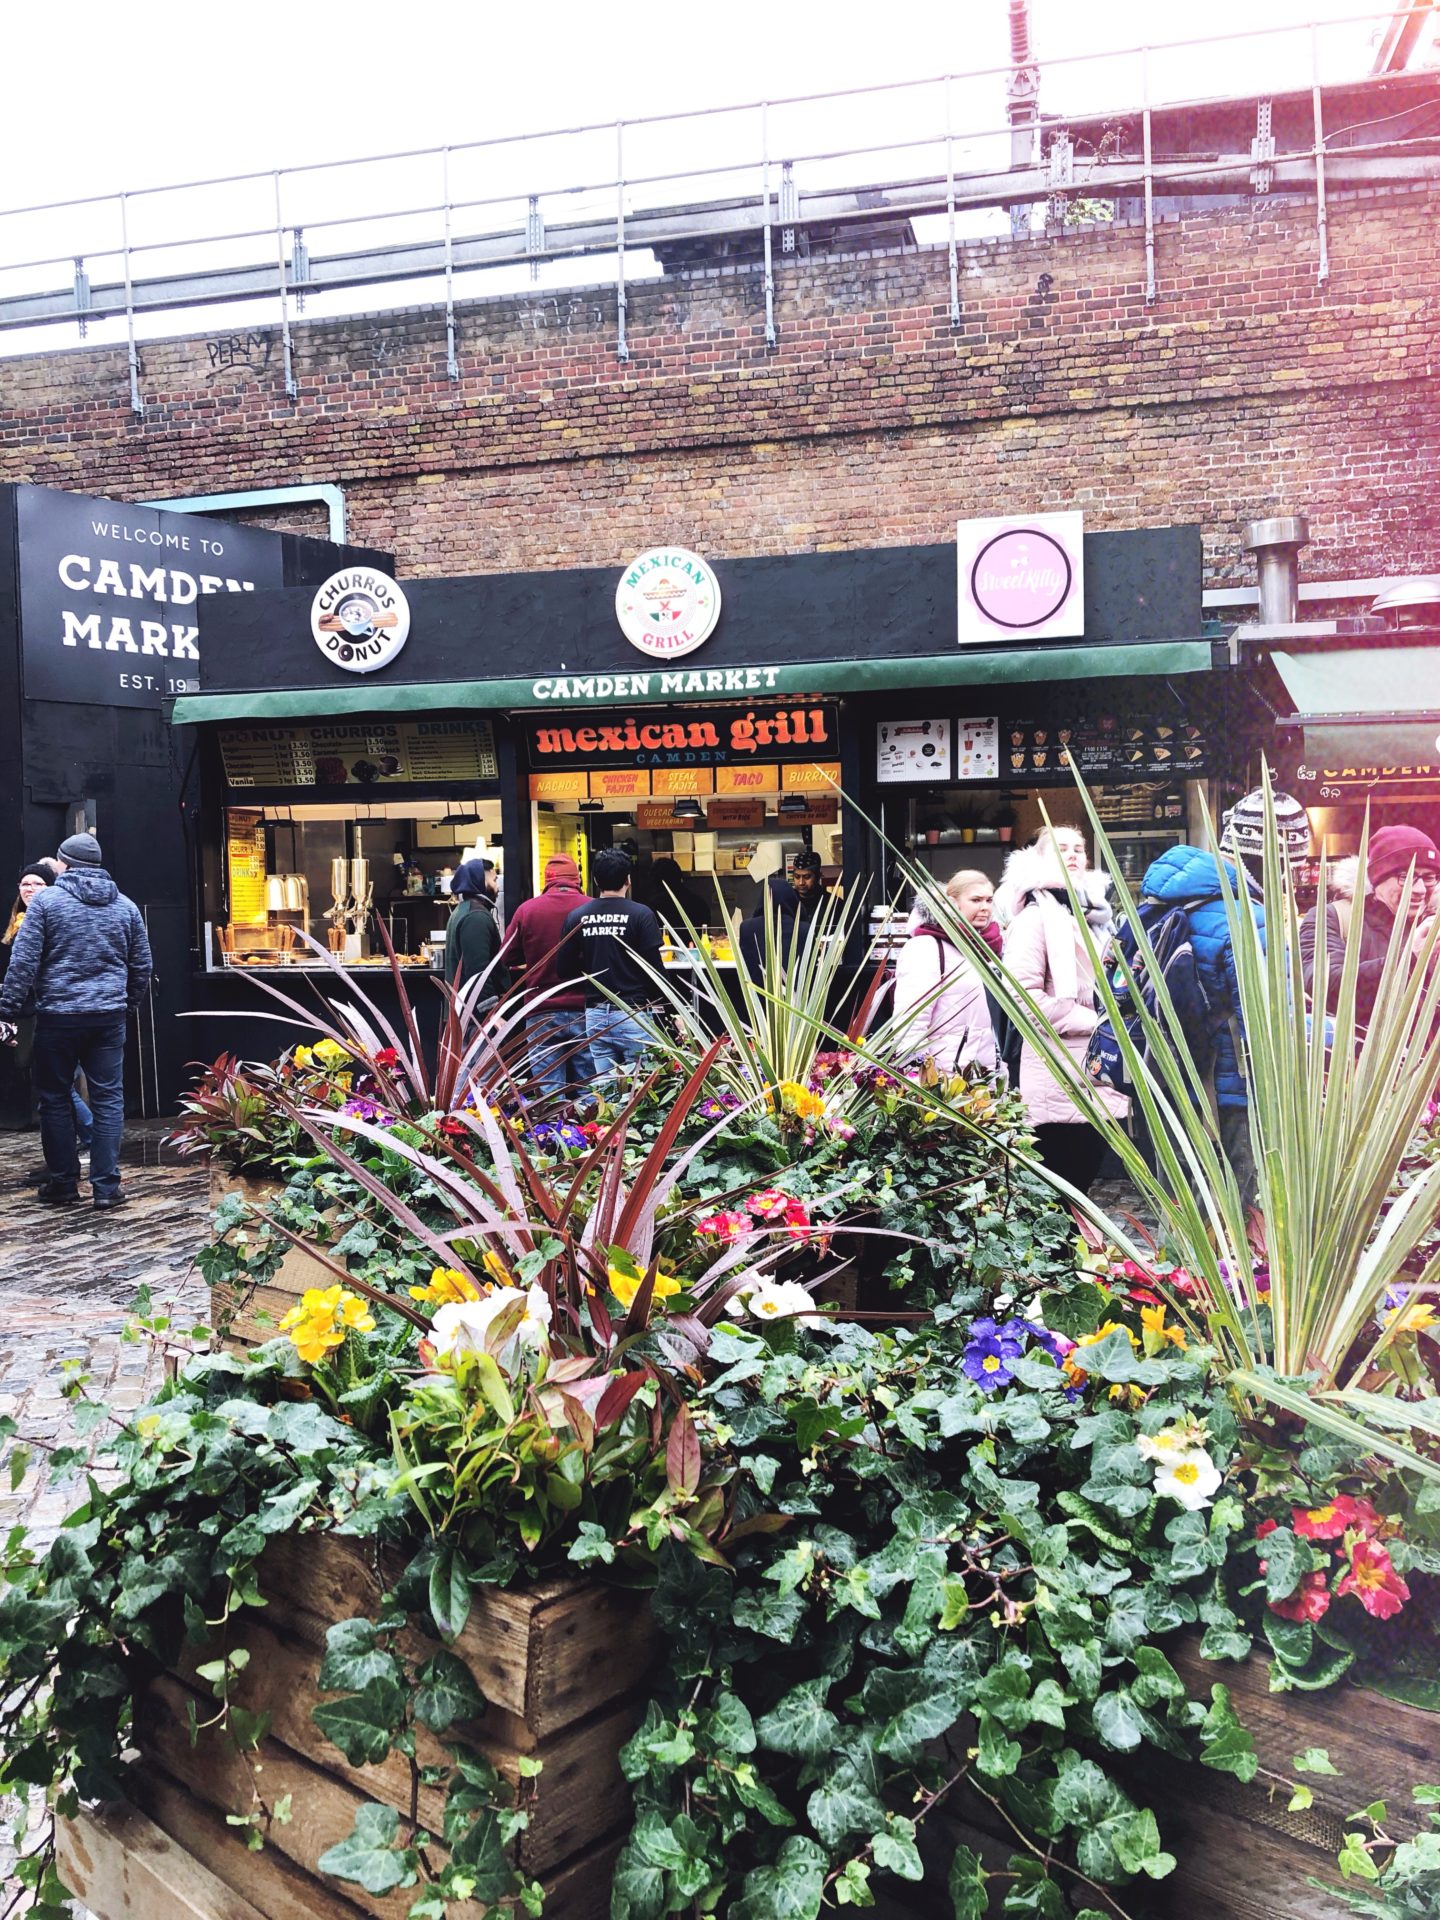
[62, 1530, 655, 1920]
[207, 1167, 336, 1350]
[1137, 1637, 1437, 1920]
[911, 1634, 1438, 1920]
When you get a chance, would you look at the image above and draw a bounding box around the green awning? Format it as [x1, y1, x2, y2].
[171, 638, 1217, 725]
[1271, 644, 1440, 770]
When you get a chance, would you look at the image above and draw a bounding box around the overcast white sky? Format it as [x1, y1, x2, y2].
[0, 0, 1424, 351]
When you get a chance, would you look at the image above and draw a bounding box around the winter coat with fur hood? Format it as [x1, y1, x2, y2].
[999, 845, 1128, 1128]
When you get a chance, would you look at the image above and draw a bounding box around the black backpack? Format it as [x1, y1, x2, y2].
[1084, 897, 1217, 1097]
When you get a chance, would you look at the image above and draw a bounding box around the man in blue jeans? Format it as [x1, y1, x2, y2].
[0, 833, 152, 1211]
[558, 847, 664, 1075]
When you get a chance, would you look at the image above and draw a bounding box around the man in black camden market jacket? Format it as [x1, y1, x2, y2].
[558, 847, 664, 1076]
[0, 833, 152, 1211]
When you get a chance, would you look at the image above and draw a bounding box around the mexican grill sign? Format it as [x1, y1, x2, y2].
[16, 485, 283, 709]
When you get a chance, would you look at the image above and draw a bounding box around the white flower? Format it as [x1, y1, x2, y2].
[737, 1278, 826, 1327]
[1137, 1421, 1206, 1464]
[431, 1284, 552, 1370]
[1152, 1447, 1222, 1511]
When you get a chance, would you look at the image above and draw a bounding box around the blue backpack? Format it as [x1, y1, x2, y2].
[1084, 898, 1217, 1097]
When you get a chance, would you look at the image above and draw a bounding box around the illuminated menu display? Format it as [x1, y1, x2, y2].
[221, 720, 498, 787]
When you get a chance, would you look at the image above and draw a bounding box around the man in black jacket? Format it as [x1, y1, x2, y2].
[0, 833, 152, 1210]
[558, 848, 663, 1073]
[1301, 825, 1439, 1032]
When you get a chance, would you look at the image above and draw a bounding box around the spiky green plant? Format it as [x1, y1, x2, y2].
[899, 771, 1440, 1478]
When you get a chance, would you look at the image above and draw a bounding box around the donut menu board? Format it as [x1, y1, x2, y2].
[220, 720, 498, 787]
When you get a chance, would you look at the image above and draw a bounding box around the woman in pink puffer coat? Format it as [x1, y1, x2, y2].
[998, 829, 1127, 1194]
[892, 887, 999, 1076]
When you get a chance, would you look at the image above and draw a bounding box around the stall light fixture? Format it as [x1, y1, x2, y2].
[777, 792, 810, 817]
[579, 801, 605, 813]
[673, 796, 704, 820]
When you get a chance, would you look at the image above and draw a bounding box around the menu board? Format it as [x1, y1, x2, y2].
[876, 720, 953, 784]
[955, 717, 1000, 782]
[225, 809, 268, 927]
[221, 720, 498, 788]
[999, 711, 1209, 783]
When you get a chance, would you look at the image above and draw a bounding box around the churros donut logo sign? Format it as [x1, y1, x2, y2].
[615, 547, 721, 661]
[311, 568, 411, 674]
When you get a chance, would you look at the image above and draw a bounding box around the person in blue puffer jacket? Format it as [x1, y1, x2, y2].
[1135, 844, 1265, 1207]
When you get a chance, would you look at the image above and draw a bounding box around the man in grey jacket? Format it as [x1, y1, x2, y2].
[0, 833, 152, 1209]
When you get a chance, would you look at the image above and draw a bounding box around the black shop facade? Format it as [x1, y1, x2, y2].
[165, 514, 1243, 1075]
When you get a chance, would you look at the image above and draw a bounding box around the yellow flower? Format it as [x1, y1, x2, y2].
[279, 1284, 375, 1365]
[1140, 1303, 1187, 1353]
[293, 1044, 316, 1071]
[765, 1081, 827, 1123]
[1062, 1319, 1140, 1391]
[482, 1251, 512, 1288]
[607, 1263, 682, 1310]
[1383, 1298, 1437, 1335]
[314, 1039, 349, 1067]
[409, 1266, 482, 1306]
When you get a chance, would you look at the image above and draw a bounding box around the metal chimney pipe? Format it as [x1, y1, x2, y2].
[1241, 514, 1310, 625]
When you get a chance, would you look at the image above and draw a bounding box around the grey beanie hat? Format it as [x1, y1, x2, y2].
[57, 831, 103, 867]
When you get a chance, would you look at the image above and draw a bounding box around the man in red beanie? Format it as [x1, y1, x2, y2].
[1301, 824, 1439, 1030]
[502, 855, 593, 1097]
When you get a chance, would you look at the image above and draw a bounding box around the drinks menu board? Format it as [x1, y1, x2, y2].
[221, 720, 498, 787]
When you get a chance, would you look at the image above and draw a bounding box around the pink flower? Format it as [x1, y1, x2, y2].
[1336, 1539, 1410, 1620]
[1293, 1495, 1382, 1541]
[746, 1189, 792, 1220]
[697, 1211, 751, 1246]
[1269, 1570, 1332, 1623]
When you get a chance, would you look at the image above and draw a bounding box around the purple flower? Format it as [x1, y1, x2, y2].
[962, 1317, 1025, 1393]
[523, 1120, 588, 1154]
[340, 1095, 396, 1128]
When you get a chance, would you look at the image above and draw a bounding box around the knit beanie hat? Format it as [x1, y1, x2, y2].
[18, 863, 53, 885]
[1219, 790, 1311, 862]
[57, 832, 103, 867]
[1368, 825, 1440, 888]
[544, 855, 582, 886]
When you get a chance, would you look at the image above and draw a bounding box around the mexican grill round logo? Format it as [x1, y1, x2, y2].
[311, 568, 411, 674]
[615, 547, 721, 661]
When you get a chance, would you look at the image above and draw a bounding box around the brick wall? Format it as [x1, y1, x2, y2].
[2, 187, 1437, 591]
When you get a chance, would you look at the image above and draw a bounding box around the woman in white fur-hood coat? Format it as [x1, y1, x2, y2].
[998, 829, 1127, 1195]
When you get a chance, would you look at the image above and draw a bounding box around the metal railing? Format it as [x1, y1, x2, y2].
[0, 7, 1435, 409]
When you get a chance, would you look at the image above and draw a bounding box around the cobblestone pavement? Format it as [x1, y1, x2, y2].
[0, 1120, 210, 1546]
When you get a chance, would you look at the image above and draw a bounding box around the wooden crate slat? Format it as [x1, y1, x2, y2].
[130, 1767, 374, 1920]
[134, 1675, 429, 1919]
[167, 1614, 642, 1874]
[256, 1531, 655, 1737]
[1170, 1641, 1437, 1827]
[58, 1802, 271, 1920]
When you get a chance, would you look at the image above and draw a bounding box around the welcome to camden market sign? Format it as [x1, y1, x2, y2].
[16, 485, 283, 710]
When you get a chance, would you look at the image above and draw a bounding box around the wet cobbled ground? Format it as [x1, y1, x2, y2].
[0, 1121, 209, 1545]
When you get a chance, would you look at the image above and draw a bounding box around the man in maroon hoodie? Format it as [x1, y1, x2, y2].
[503, 855, 594, 1096]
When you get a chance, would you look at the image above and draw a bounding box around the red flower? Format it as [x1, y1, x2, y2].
[783, 1200, 813, 1243]
[1293, 1494, 1382, 1541]
[1125, 1286, 1161, 1307]
[439, 1116, 469, 1139]
[373, 1047, 399, 1068]
[1269, 1570, 1332, 1623]
[1168, 1269, 1198, 1298]
[746, 1189, 791, 1219]
[1336, 1539, 1410, 1620]
[1255, 1518, 1278, 1542]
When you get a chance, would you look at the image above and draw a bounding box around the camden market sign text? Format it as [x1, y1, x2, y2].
[525, 703, 839, 770]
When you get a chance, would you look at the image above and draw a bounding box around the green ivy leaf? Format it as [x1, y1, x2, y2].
[705, 1691, 757, 1756]
[948, 1842, 988, 1919]
[732, 1836, 827, 1920]
[871, 1819, 923, 1881]
[1092, 1690, 1146, 1752]
[414, 1651, 485, 1732]
[1198, 1685, 1258, 1783]
[319, 1617, 399, 1693]
[312, 1676, 406, 1767]
[977, 1711, 1021, 1780]
[317, 1802, 414, 1895]
[1294, 1747, 1341, 1776]
[809, 1771, 888, 1850]
[757, 1680, 839, 1762]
